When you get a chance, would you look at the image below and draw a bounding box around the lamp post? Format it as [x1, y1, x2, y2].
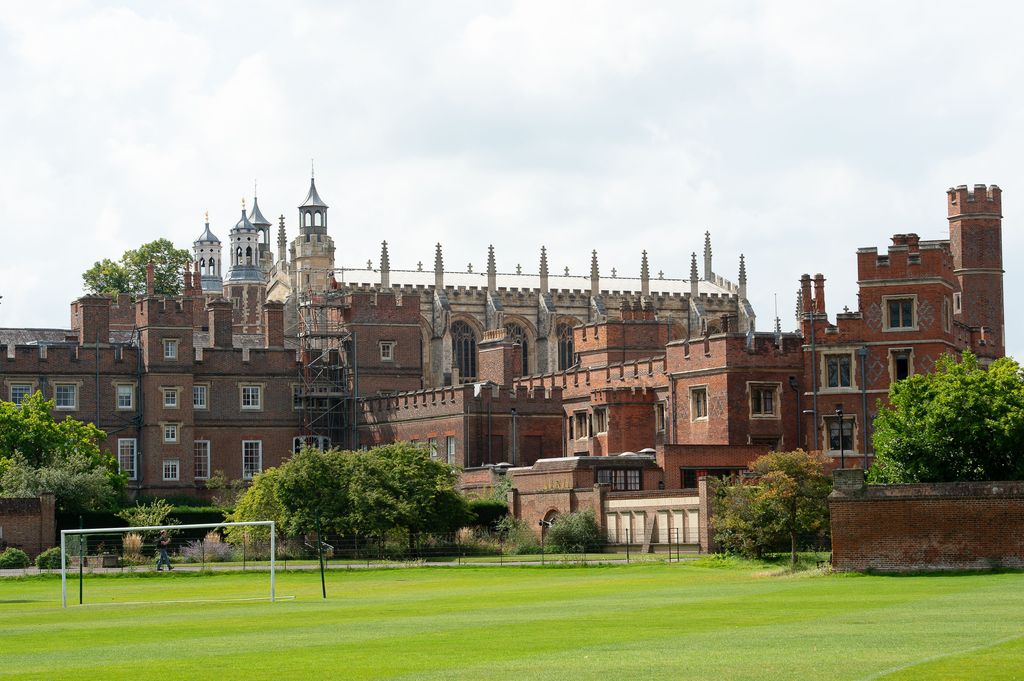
[835, 405, 845, 469]
[538, 519, 552, 564]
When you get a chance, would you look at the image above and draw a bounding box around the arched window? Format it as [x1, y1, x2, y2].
[452, 320, 477, 383]
[210, 257, 216, 275]
[314, 211, 322, 227]
[304, 211, 312, 228]
[504, 322, 528, 376]
[199, 258, 206, 275]
[245, 246, 253, 265]
[235, 247, 242, 266]
[557, 323, 575, 371]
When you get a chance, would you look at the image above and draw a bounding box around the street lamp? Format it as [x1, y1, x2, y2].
[834, 405, 845, 469]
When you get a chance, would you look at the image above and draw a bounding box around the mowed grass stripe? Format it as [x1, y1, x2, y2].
[1, 565, 1022, 680]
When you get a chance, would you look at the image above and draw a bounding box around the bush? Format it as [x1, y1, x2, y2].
[495, 515, 541, 555]
[35, 546, 67, 569]
[0, 547, 31, 569]
[467, 498, 509, 530]
[544, 510, 604, 553]
[121, 532, 145, 565]
[179, 531, 236, 563]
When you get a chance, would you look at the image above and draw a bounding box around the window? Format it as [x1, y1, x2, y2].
[292, 436, 329, 453]
[163, 388, 178, 409]
[162, 459, 180, 481]
[446, 435, 456, 465]
[593, 408, 608, 434]
[451, 321, 477, 382]
[118, 439, 137, 480]
[682, 467, 742, 489]
[54, 384, 77, 410]
[597, 469, 641, 491]
[504, 322, 529, 375]
[379, 341, 396, 362]
[427, 438, 438, 460]
[573, 411, 590, 439]
[163, 338, 178, 360]
[825, 354, 852, 388]
[240, 385, 262, 410]
[9, 383, 32, 405]
[691, 387, 708, 420]
[826, 416, 855, 451]
[885, 297, 915, 330]
[943, 297, 952, 333]
[751, 385, 777, 417]
[193, 441, 210, 480]
[557, 323, 576, 371]
[193, 385, 208, 410]
[953, 292, 962, 314]
[116, 384, 134, 410]
[891, 349, 913, 382]
[242, 441, 262, 479]
[655, 403, 666, 433]
[292, 385, 303, 410]
[163, 423, 179, 443]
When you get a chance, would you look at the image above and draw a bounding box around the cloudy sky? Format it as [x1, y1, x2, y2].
[0, 1, 1019, 356]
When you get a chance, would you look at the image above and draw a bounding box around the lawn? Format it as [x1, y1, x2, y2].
[2, 561, 1023, 680]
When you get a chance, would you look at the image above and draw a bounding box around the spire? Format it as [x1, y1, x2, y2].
[300, 175, 328, 209]
[703, 231, 712, 281]
[539, 246, 549, 294]
[249, 194, 271, 228]
[195, 211, 219, 243]
[640, 250, 650, 296]
[738, 254, 747, 299]
[380, 240, 391, 289]
[689, 252, 699, 298]
[487, 245, 497, 291]
[277, 215, 287, 263]
[434, 243, 444, 289]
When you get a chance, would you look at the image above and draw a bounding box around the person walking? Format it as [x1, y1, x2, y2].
[155, 530, 173, 571]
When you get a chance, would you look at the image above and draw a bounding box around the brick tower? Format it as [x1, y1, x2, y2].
[947, 184, 1005, 361]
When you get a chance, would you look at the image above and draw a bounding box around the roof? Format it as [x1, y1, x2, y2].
[299, 177, 328, 209]
[195, 221, 220, 244]
[233, 209, 256, 232]
[332, 268, 737, 297]
[249, 196, 271, 227]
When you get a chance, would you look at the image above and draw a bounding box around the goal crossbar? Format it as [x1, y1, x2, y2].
[60, 520, 276, 608]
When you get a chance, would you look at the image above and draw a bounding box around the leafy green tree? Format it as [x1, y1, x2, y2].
[713, 450, 831, 566]
[275, 447, 355, 535]
[0, 393, 123, 513]
[226, 467, 286, 542]
[871, 351, 1024, 483]
[82, 238, 191, 296]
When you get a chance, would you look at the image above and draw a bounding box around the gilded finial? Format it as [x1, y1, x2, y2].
[242, 197, 246, 210]
[204, 210, 209, 223]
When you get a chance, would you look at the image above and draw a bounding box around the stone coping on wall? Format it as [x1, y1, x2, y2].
[830, 469, 1024, 500]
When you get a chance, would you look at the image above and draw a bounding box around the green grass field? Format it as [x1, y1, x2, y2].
[3, 561, 1023, 680]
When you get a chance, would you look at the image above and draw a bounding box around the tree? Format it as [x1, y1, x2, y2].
[712, 450, 831, 566]
[82, 238, 191, 296]
[871, 351, 1024, 483]
[226, 467, 286, 542]
[0, 393, 123, 513]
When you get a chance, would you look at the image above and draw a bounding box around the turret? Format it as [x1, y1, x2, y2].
[225, 201, 265, 284]
[193, 211, 223, 294]
[299, 174, 328, 235]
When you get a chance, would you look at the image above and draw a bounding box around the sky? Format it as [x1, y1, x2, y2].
[0, 1, 1019, 357]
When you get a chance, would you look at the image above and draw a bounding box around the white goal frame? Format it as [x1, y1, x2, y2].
[60, 520, 276, 608]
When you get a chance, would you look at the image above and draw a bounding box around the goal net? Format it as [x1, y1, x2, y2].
[60, 521, 276, 608]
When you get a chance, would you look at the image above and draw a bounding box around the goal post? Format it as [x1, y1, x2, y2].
[60, 520, 276, 608]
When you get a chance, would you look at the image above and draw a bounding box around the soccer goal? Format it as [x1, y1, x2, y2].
[60, 521, 276, 608]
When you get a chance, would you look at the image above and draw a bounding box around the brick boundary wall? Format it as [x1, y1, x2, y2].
[829, 469, 1024, 572]
[0, 494, 56, 558]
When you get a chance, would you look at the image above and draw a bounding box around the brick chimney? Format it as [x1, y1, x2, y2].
[208, 298, 233, 349]
[75, 295, 111, 346]
[263, 301, 285, 348]
[477, 328, 521, 385]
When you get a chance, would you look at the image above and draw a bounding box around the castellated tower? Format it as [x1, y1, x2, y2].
[193, 212, 223, 294]
[947, 184, 1005, 360]
[289, 175, 336, 294]
[224, 202, 268, 334]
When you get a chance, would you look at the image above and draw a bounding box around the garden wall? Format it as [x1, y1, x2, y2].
[829, 469, 1024, 572]
[0, 494, 55, 558]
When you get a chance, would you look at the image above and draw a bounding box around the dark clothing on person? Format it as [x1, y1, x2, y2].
[156, 534, 172, 571]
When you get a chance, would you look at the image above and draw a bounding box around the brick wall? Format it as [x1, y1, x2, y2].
[829, 469, 1024, 572]
[0, 494, 55, 558]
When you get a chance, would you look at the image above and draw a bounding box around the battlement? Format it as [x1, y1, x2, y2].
[948, 184, 1002, 216]
[361, 381, 560, 416]
[857, 232, 954, 282]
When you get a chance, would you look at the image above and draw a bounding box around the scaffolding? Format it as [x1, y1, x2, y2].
[296, 290, 355, 451]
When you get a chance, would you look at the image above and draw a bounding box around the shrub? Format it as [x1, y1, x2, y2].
[544, 510, 604, 553]
[35, 546, 67, 569]
[121, 532, 145, 564]
[495, 515, 541, 555]
[179, 531, 236, 563]
[467, 498, 509, 530]
[0, 547, 31, 569]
